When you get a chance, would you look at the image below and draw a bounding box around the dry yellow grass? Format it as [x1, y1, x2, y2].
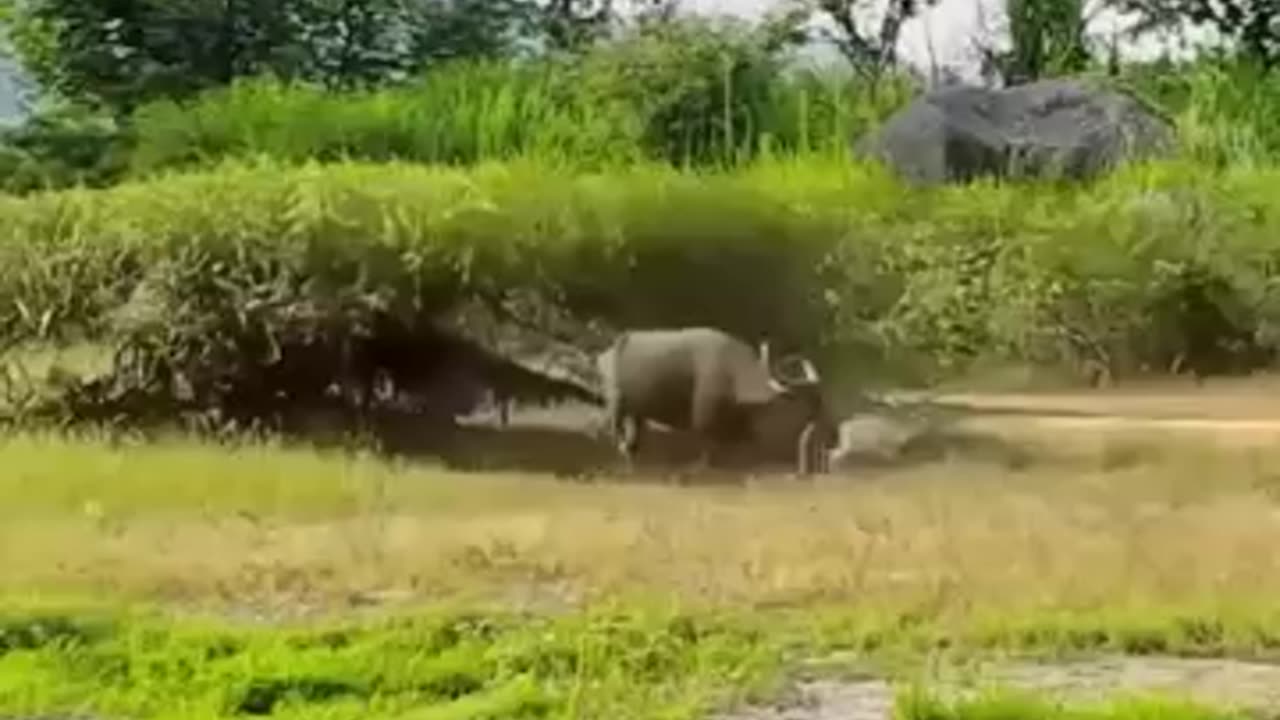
[3, 421, 1280, 621]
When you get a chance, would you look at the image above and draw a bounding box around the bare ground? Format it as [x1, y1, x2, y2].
[718, 656, 1280, 720]
[12, 368, 1280, 712]
[899, 373, 1280, 423]
[894, 378, 1280, 452]
[722, 375, 1280, 719]
[492, 374, 1280, 469]
[208, 376, 1280, 718]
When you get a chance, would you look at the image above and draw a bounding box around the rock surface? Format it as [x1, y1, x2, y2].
[857, 78, 1174, 185]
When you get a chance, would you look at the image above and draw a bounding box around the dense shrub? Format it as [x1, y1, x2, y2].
[1117, 58, 1280, 167]
[0, 159, 863, 426]
[3, 157, 1280, 428]
[127, 63, 630, 173]
[118, 55, 1280, 179]
[7, 42, 1280, 193]
[0, 103, 131, 194]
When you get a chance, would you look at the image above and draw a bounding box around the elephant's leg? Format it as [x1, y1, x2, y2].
[494, 390, 511, 427]
[693, 439, 718, 474]
[797, 422, 821, 477]
[697, 405, 753, 483]
[618, 414, 643, 472]
[689, 391, 727, 477]
[600, 393, 629, 456]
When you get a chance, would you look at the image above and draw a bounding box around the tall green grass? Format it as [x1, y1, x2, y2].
[0, 603, 1261, 720]
[122, 57, 1280, 179]
[8, 48, 1280, 195]
[1116, 59, 1280, 168]
[128, 63, 637, 172]
[0, 606, 786, 720]
[127, 59, 914, 175]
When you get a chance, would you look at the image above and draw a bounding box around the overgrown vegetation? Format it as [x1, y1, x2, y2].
[4, 428, 1280, 716]
[0, 603, 1268, 719]
[8, 53, 1280, 184]
[1, 0, 1280, 185]
[2, 156, 1280, 429]
[0, 605, 785, 720]
[124, 54, 913, 174]
[3, 0, 1280, 717]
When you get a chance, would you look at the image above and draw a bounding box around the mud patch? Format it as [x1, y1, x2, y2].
[717, 679, 895, 720]
[716, 656, 1280, 719]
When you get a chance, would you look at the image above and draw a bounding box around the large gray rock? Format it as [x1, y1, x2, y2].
[857, 78, 1175, 185]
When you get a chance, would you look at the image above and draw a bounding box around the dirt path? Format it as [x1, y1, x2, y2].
[877, 378, 1280, 451]
[718, 656, 1280, 720]
[728, 379, 1280, 719]
[519, 375, 1280, 437]
[895, 375, 1280, 421]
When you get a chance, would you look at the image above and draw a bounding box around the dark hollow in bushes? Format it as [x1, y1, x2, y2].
[12, 257, 606, 459]
[1145, 264, 1273, 380]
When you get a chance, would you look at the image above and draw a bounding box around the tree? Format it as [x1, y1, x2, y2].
[0, 0, 531, 112]
[292, 0, 416, 90]
[627, 0, 678, 27]
[566, 13, 808, 164]
[524, 0, 614, 52]
[968, 0, 1109, 86]
[4, 0, 313, 111]
[755, 0, 816, 54]
[1111, 0, 1280, 69]
[411, 0, 529, 64]
[806, 0, 941, 83]
[1004, 0, 1092, 82]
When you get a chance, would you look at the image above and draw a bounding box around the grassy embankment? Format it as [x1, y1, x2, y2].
[4, 164, 1280, 716]
[3, 427, 1280, 718]
[6, 156, 1280, 392]
[6, 60, 1280, 719]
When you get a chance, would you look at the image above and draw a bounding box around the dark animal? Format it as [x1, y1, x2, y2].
[595, 327, 836, 476]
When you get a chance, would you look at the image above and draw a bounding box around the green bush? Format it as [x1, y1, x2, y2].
[128, 62, 636, 173]
[2, 157, 1280, 427]
[0, 103, 131, 194]
[1117, 58, 1280, 167]
[127, 34, 912, 175]
[121, 53, 1280, 181]
[13, 43, 1280, 194]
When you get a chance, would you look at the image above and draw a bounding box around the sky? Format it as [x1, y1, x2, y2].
[680, 0, 1213, 81]
[0, 56, 26, 123]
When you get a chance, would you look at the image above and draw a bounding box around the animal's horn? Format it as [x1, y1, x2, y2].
[760, 340, 787, 392]
[800, 359, 820, 383]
